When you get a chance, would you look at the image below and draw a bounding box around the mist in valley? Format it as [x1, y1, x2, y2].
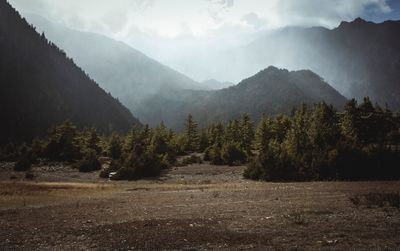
[6, 0, 399, 129]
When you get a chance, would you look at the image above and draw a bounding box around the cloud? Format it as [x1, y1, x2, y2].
[208, 0, 234, 8]
[8, 0, 156, 34]
[241, 12, 265, 30]
[274, 0, 392, 27]
[8, 0, 395, 38]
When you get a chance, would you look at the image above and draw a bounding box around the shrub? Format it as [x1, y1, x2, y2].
[203, 146, 212, 161]
[243, 156, 266, 180]
[25, 172, 35, 180]
[77, 150, 101, 173]
[43, 121, 82, 162]
[14, 153, 33, 172]
[243, 143, 299, 181]
[221, 142, 247, 166]
[204, 145, 224, 165]
[181, 155, 203, 166]
[111, 151, 162, 180]
[99, 160, 120, 178]
[160, 154, 174, 169]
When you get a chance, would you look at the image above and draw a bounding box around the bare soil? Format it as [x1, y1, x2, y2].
[0, 162, 399, 250]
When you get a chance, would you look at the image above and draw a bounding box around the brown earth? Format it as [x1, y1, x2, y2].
[0, 162, 399, 250]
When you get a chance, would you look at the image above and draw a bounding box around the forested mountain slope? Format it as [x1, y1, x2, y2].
[140, 67, 347, 130]
[0, 1, 139, 143]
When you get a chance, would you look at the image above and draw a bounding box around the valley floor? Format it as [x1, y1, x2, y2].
[0, 163, 399, 250]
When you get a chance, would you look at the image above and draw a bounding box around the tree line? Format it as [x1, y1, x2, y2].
[1, 97, 399, 181]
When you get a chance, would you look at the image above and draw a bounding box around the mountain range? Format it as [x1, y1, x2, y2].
[22, 14, 352, 129]
[139, 67, 347, 130]
[0, 1, 139, 143]
[217, 18, 400, 110]
[2, 0, 398, 140]
[23, 14, 203, 116]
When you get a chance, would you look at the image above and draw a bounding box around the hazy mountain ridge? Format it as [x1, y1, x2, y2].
[23, 14, 203, 113]
[0, 1, 139, 143]
[201, 79, 235, 90]
[140, 66, 347, 130]
[222, 18, 400, 110]
[14, 12, 397, 130]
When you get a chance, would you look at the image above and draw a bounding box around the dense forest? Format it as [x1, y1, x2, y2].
[0, 1, 139, 144]
[2, 98, 399, 181]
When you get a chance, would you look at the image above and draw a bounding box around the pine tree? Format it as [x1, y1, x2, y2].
[184, 114, 199, 152]
[108, 133, 122, 159]
[208, 123, 224, 147]
[254, 115, 271, 152]
[44, 120, 81, 161]
[199, 128, 210, 152]
[150, 122, 170, 155]
[123, 126, 139, 154]
[341, 99, 359, 142]
[308, 102, 340, 149]
[284, 103, 311, 157]
[224, 119, 240, 144]
[239, 113, 254, 154]
[83, 128, 101, 154]
[271, 114, 291, 143]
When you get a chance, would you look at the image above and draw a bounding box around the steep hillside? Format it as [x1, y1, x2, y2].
[0, 1, 139, 143]
[23, 14, 202, 113]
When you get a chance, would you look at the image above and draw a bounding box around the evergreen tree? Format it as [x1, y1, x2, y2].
[284, 104, 311, 157]
[341, 99, 359, 142]
[224, 119, 240, 144]
[271, 114, 291, 143]
[108, 133, 122, 159]
[254, 115, 272, 152]
[239, 113, 254, 154]
[308, 102, 340, 149]
[81, 128, 101, 155]
[44, 120, 81, 161]
[184, 114, 199, 152]
[150, 122, 170, 155]
[207, 123, 224, 147]
[199, 128, 210, 152]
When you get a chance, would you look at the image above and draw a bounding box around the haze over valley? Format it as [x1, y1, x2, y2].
[13, 5, 400, 128]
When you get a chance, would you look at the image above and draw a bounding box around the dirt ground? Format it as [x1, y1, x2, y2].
[0, 162, 399, 250]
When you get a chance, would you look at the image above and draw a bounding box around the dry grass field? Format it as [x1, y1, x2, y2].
[0, 162, 399, 250]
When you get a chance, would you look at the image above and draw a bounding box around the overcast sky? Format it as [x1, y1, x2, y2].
[7, 0, 400, 82]
[8, 0, 400, 39]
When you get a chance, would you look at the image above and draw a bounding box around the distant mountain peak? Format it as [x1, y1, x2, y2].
[255, 66, 288, 77]
[353, 17, 368, 24]
[337, 17, 373, 29]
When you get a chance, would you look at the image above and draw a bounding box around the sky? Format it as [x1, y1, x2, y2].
[7, 0, 400, 81]
[8, 0, 400, 38]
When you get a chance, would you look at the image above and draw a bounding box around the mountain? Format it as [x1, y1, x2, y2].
[23, 14, 202, 115]
[201, 79, 235, 90]
[0, 1, 139, 143]
[140, 67, 347, 130]
[219, 18, 400, 110]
